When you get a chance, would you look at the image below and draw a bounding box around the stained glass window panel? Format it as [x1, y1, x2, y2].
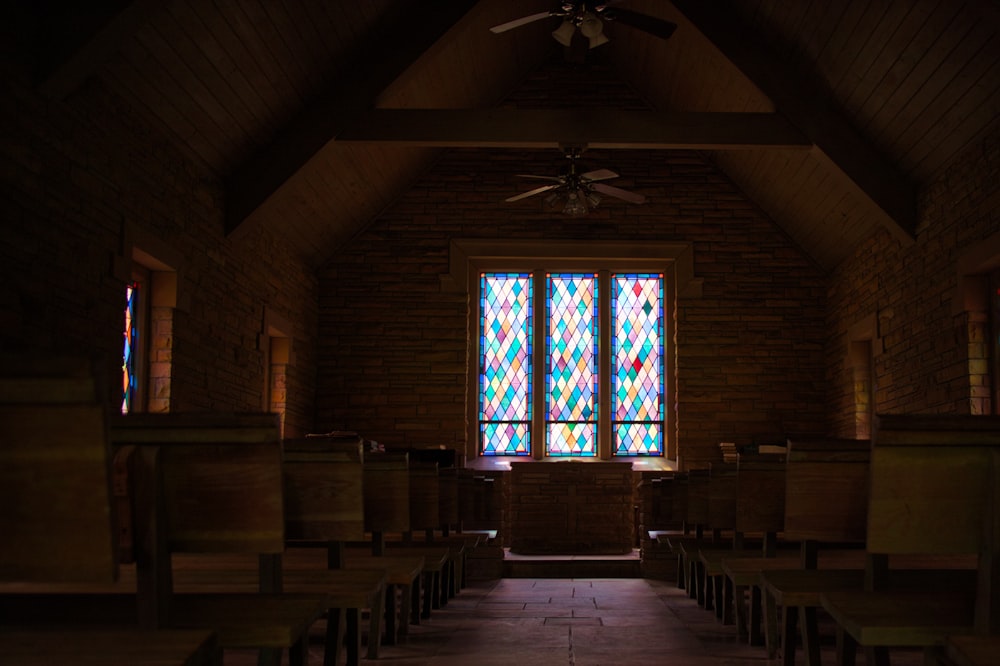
[612, 273, 663, 455]
[122, 282, 138, 414]
[479, 273, 533, 456]
[546, 274, 597, 456]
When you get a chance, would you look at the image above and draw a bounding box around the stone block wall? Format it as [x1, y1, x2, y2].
[508, 462, 635, 554]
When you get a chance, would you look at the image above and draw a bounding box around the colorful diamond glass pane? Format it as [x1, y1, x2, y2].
[616, 423, 662, 455]
[122, 283, 138, 414]
[479, 273, 532, 456]
[548, 422, 597, 456]
[612, 274, 663, 456]
[546, 274, 597, 456]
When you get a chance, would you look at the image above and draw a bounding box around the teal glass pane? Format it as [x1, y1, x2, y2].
[479, 273, 532, 456]
[122, 282, 138, 414]
[612, 273, 663, 456]
[546, 274, 597, 456]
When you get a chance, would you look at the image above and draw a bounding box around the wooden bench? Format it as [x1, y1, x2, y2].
[819, 415, 1000, 665]
[757, 437, 871, 665]
[282, 434, 424, 655]
[0, 393, 221, 665]
[698, 456, 787, 626]
[361, 451, 450, 620]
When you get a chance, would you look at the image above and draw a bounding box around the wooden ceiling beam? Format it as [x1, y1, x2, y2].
[335, 109, 810, 149]
[670, 0, 918, 242]
[224, 0, 480, 236]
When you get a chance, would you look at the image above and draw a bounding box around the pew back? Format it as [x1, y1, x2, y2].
[110, 412, 285, 554]
[363, 452, 410, 533]
[282, 436, 365, 541]
[783, 438, 870, 543]
[866, 415, 1000, 556]
[735, 458, 786, 534]
[0, 403, 118, 583]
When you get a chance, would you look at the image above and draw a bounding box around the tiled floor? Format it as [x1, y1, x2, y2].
[230, 574, 929, 665]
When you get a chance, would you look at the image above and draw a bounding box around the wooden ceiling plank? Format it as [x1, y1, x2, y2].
[335, 109, 809, 149]
[37, 0, 164, 100]
[225, 0, 480, 236]
[907, 53, 1000, 179]
[835, 0, 925, 119]
[892, 14, 1000, 175]
[213, 0, 307, 106]
[139, 19, 249, 151]
[185, 0, 284, 123]
[669, 0, 918, 240]
[257, 0, 325, 93]
[814, 0, 883, 91]
[167, 0, 272, 131]
[841, 2, 950, 126]
[867, 0, 975, 144]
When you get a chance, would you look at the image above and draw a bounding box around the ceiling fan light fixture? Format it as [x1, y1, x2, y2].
[586, 191, 601, 208]
[552, 20, 576, 46]
[563, 190, 588, 216]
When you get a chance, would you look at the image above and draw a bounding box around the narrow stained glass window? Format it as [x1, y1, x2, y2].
[479, 273, 533, 455]
[612, 273, 664, 455]
[547, 273, 598, 456]
[122, 282, 138, 414]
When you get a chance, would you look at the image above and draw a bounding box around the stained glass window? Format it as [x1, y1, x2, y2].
[479, 273, 533, 455]
[547, 274, 598, 456]
[612, 273, 664, 455]
[122, 282, 138, 414]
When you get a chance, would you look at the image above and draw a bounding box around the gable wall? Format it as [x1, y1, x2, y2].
[826, 131, 1000, 431]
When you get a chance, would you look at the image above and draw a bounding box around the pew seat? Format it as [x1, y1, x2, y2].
[822, 588, 976, 646]
[925, 634, 1000, 666]
[0, 629, 220, 666]
[284, 545, 425, 644]
[0, 592, 325, 655]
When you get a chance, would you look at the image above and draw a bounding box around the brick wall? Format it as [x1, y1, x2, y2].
[826, 132, 1000, 433]
[316, 60, 828, 467]
[508, 462, 635, 554]
[0, 74, 319, 433]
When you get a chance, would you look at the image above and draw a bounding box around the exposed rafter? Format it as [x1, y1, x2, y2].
[223, 0, 480, 237]
[669, 0, 918, 243]
[336, 109, 810, 149]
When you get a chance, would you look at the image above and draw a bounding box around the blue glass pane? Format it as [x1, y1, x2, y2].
[612, 274, 664, 456]
[546, 274, 597, 456]
[122, 283, 138, 414]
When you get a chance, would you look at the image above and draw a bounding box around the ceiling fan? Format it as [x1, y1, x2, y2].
[505, 148, 647, 216]
[489, 1, 677, 49]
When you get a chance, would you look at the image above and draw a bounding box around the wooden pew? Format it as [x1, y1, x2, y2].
[717, 456, 789, 640]
[757, 437, 871, 665]
[693, 456, 786, 619]
[282, 435, 417, 652]
[362, 451, 448, 621]
[820, 415, 1000, 665]
[0, 396, 221, 665]
[665, 468, 715, 601]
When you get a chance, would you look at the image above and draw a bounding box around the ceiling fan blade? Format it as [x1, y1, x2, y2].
[506, 184, 561, 202]
[514, 174, 565, 183]
[591, 183, 647, 204]
[604, 8, 677, 41]
[489, 11, 554, 34]
[580, 168, 619, 182]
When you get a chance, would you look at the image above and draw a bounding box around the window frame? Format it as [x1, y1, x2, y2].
[450, 239, 699, 464]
